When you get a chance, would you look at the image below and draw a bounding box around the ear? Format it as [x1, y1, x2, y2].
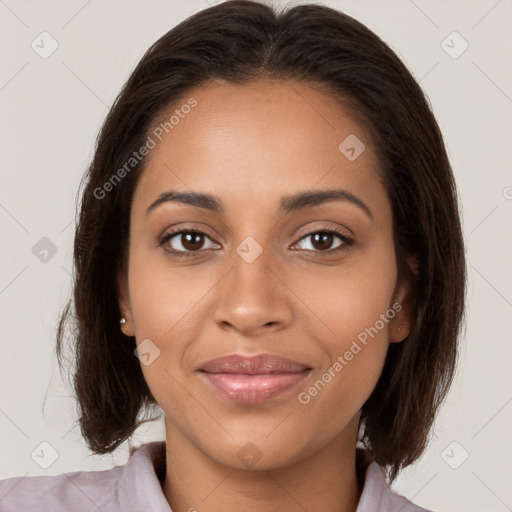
[389, 254, 418, 343]
[117, 269, 135, 337]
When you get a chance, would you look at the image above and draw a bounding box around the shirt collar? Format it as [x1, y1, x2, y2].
[118, 441, 425, 512]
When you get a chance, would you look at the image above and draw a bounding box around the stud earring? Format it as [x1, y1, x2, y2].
[120, 317, 126, 325]
[397, 324, 402, 334]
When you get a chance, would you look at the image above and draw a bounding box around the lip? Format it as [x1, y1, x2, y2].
[200, 354, 311, 374]
[198, 354, 312, 404]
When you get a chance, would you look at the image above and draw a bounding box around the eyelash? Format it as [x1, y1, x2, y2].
[158, 226, 354, 258]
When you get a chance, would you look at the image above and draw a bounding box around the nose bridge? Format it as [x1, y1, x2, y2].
[212, 237, 292, 334]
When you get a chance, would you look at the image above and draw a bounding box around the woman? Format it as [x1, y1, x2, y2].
[0, 1, 466, 511]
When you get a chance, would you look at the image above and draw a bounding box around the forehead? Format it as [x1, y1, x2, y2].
[133, 79, 388, 221]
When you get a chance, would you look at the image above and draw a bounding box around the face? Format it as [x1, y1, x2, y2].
[118, 79, 413, 470]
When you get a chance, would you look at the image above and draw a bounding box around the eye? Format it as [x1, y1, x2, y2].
[158, 226, 354, 258]
[159, 229, 219, 257]
[292, 227, 354, 254]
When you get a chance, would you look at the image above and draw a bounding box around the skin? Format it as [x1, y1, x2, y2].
[118, 79, 414, 512]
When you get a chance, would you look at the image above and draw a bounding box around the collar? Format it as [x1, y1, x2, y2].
[119, 441, 429, 512]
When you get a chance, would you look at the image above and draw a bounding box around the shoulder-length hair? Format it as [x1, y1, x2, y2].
[57, 0, 466, 483]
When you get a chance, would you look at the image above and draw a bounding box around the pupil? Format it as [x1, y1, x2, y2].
[182, 232, 203, 251]
[178, 232, 335, 252]
[313, 232, 332, 250]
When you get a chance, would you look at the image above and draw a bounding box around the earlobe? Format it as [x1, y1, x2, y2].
[390, 290, 413, 343]
[117, 271, 135, 337]
[119, 315, 134, 337]
[390, 254, 417, 343]
[391, 320, 408, 343]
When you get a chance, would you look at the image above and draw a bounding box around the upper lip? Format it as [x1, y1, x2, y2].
[199, 354, 311, 374]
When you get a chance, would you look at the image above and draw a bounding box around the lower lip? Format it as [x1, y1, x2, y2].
[199, 371, 310, 404]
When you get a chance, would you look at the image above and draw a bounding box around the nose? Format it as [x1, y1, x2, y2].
[212, 247, 293, 337]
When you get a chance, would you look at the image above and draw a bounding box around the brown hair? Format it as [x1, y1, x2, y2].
[56, 0, 467, 483]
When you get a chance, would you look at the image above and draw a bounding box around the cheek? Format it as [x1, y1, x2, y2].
[297, 246, 397, 343]
[295, 249, 396, 399]
[295, 336, 388, 447]
[127, 245, 212, 339]
[126, 247, 213, 399]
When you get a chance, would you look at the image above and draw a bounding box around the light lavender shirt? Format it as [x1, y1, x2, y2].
[0, 441, 434, 511]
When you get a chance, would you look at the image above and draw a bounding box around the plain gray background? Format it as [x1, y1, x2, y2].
[1, 1, 511, 511]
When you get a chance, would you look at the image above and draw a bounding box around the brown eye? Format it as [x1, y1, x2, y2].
[177, 232, 205, 251]
[160, 229, 218, 255]
[310, 232, 336, 251]
[294, 228, 354, 253]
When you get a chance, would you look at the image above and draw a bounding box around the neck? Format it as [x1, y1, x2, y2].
[161, 419, 364, 512]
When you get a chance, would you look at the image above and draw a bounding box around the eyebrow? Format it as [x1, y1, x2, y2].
[146, 188, 373, 221]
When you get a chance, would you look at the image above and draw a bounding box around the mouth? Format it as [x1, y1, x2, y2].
[198, 353, 312, 404]
[199, 353, 311, 374]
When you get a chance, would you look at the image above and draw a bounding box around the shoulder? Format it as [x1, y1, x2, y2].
[0, 441, 167, 512]
[0, 464, 124, 511]
[358, 462, 436, 512]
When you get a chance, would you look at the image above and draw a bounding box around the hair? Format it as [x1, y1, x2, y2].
[56, 0, 467, 483]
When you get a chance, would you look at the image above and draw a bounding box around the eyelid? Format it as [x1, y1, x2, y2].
[160, 223, 220, 243]
[158, 225, 220, 254]
[293, 223, 353, 243]
[159, 223, 354, 257]
[290, 225, 354, 251]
